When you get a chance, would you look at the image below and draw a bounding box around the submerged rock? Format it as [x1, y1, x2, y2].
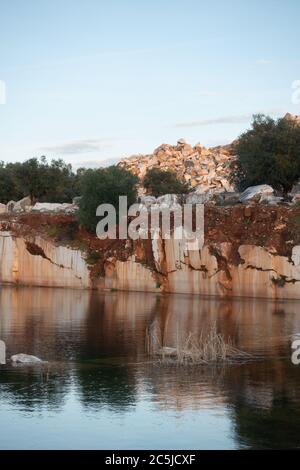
[11, 354, 44, 364]
[0, 340, 5, 365]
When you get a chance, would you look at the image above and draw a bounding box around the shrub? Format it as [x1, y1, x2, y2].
[236, 114, 300, 193]
[143, 167, 190, 197]
[77, 166, 139, 232]
[85, 250, 101, 265]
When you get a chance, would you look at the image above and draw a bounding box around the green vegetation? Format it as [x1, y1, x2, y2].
[45, 224, 60, 238]
[77, 166, 139, 232]
[0, 157, 81, 204]
[45, 221, 78, 242]
[85, 250, 101, 265]
[143, 167, 190, 197]
[236, 114, 300, 193]
[271, 275, 287, 288]
[288, 214, 300, 244]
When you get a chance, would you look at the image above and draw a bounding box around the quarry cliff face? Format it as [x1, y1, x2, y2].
[0, 231, 90, 288]
[0, 207, 300, 300]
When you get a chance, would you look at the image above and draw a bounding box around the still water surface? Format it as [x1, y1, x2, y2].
[0, 287, 300, 449]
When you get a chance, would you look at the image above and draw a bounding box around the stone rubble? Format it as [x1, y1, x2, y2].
[118, 139, 237, 195]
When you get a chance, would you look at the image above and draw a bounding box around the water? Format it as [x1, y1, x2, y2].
[0, 287, 300, 449]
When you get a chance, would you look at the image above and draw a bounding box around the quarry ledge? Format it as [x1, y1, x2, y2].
[0, 205, 299, 299]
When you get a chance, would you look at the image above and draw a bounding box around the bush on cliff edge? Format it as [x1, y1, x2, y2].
[143, 167, 190, 197]
[77, 166, 139, 233]
[236, 114, 300, 193]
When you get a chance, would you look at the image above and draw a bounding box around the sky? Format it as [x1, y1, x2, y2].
[0, 0, 300, 169]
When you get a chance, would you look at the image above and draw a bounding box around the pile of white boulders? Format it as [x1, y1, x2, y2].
[119, 139, 237, 196]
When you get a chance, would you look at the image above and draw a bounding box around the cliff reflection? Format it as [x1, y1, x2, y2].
[0, 287, 300, 447]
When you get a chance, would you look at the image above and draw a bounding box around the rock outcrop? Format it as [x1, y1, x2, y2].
[0, 231, 90, 288]
[118, 140, 237, 194]
[284, 112, 300, 125]
[0, 208, 300, 300]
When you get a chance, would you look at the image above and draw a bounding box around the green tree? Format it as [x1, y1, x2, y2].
[236, 114, 300, 192]
[143, 167, 190, 197]
[0, 157, 79, 204]
[0, 162, 22, 203]
[40, 158, 77, 203]
[77, 166, 139, 232]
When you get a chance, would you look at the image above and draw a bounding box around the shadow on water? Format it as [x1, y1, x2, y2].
[0, 287, 300, 448]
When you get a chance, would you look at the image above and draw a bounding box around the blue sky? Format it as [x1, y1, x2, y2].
[0, 0, 299, 168]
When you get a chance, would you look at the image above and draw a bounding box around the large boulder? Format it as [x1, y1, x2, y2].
[13, 195, 31, 212]
[290, 181, 300, 195]
[139, 195, 157, 207]
[7, 200, 16, 213]
[239, 185, 274, 204]
[185, 192, 213, 204]
[211, 192, 241, 206]
[283, 113, 300, 126]
[290, 181, 300, 204]
[156, 194, 181, 208]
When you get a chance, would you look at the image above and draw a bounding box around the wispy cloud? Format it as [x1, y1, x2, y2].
[75, 157, 121, 169]
[4, 41, 203, 73]
[175, 109, 284, 128]
[175, 113, 254, 128]
[194, 91, 218, 97]
[257, 58, 272, 65]
[40, 139, 113, 155]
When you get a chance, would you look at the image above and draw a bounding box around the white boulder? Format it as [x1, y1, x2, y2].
[239, 185, 274, 203]
[139, 196, 157, 207]
[185, 192, 213, 204]
[32, 202, 76, 213]
[156, 194, 180, 208]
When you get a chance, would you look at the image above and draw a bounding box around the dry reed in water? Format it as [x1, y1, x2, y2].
[146, 321, 253, 365]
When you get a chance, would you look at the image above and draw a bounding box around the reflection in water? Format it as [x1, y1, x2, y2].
[0, 287, 300, 449]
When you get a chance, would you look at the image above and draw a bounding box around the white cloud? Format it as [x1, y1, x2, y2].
[257, 59, 272, 65]
[40, 139, 113, 155]
[75, 157, 121, 169]
[194, 91, 218, 97]
[175, 109, 284, 128]
[175, 113, 253, 128]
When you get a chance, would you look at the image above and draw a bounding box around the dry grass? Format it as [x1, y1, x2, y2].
[146, 321, 253, 365]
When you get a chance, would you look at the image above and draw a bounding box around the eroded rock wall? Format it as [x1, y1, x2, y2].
[1, 227, 300, 299]
[0, 232, 90, 288]
[158, 238, 300, 300]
